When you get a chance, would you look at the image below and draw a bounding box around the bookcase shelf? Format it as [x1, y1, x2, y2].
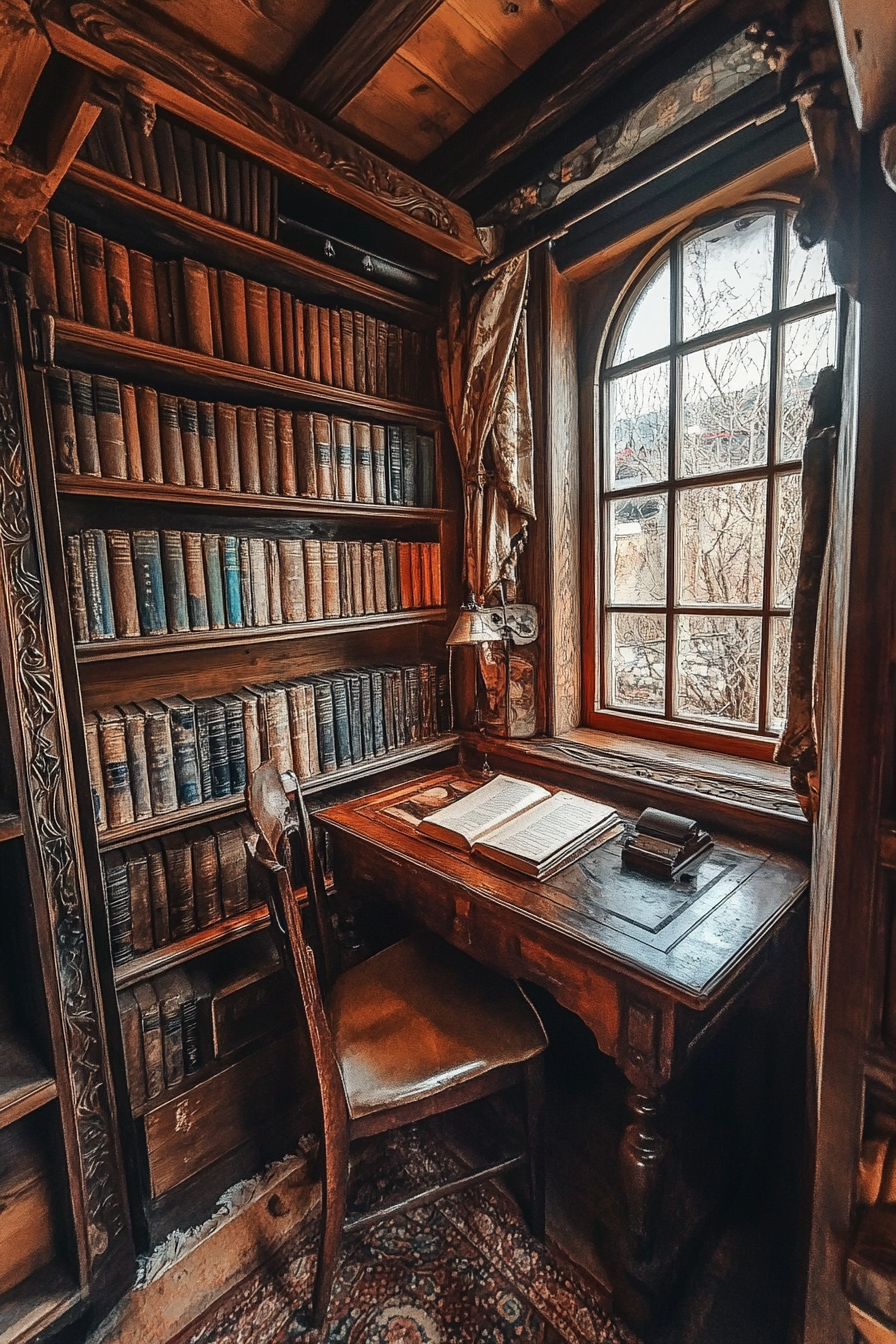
[62, 162, 439, 327]
[113, 908, 270, 990]
[0, 1032, 58, 1131]
[56, 475, 451, 525]
[52, 321, 444, 428]
[75, 608, 448, 664]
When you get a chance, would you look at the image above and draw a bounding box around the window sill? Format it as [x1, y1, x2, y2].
[459, 726, 810, 856]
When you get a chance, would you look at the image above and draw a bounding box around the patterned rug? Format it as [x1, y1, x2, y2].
[176, 1126, 638, 1344]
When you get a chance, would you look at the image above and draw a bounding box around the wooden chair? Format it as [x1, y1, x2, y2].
[245, 759, 548, 1328]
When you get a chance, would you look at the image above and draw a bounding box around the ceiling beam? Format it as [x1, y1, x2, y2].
[420, 0, 730, 201]
[298, 0, 447, 119]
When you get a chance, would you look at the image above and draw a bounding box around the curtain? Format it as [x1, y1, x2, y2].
[437, 253, 536, 605]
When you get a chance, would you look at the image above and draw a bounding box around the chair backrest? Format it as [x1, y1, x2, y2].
[245, 761, 347, 1129]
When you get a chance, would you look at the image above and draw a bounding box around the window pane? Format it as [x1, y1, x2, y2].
[612, 259, 671, 365]
[768, 615, 792, 733]
[680, 331, 770, 476]
[608, 612, 665, 712]
[778, 311, 837, 462]
[608, 495, 667, 604]
[682, 212, 775, 340]
[606, 361, 669, 487]
[677, 480, 766, 606]
[785, 224, 834, 307]
[674, 614, 761, 725]
[773, 471, 801, 608]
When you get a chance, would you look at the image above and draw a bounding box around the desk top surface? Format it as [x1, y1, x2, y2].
[318, 769, 809, 1006]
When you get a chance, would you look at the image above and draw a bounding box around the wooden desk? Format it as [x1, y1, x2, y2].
[317, 768, 808, 1305]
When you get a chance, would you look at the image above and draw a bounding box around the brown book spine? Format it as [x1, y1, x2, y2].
[332, 417, 353, 501]
[70, 371, 101, 475]
[220, 271, 249, 364]
[245, 280, 271, 368]
[132, 980, 164, 1099]
[421, 540, 433, 607]
[215, 402, 241, 491]
[46, 368, 79, 473]
[329, 308, 343, 389]
[304, 539, 324, 620]
[207, 266, 224, 359]
[410, 542, 423, 609]
[280, 289, 295, 376]
[117, 988, 147, 1110]
[106, 239, 133, 334]
[93, 375, 128, 479]
[318, 308, 332, 385]
[321, 540, 340, 619]
[144, 838, 170, 946]
[154, 260, 175, 345]
[84, 710, 107, 830]
[312, 413, 334, 499]
[121, 706, 152, 824]
[262, 688, 292, 773]
[168, 259, 188, 346]
[158, 393, 186, 484]
[304, 303, 321, 383]
[120, 384, 143, 481]
[361, 541, 376, 614]
[387, 324, 400, 399]
[354, 310, 366, 393]
[26, 211, 58, 314]
[430, 542, 442, 605]
[129, 251, 161, 342]
[248, 537, 269, 625]
[278, 539, 306, 622]
[294, 298, 306, 378]
[77, 227, 110, 328]
[182, 257, 214, 355]
[256, 406, 278, 495]
[376, 319, 388, 399]
[275, 409, 297, 496]
[64, 533, 89, 642]
[340, 309, 355, 390]
[294, 412, 316, 497]
[191, 828, 223, 929]
[352, 420, 374, 503]
[365, 314, 377, 396]
[106, 528, 140, 637]
[236, 406, 261, 493]
[49, 213, 80, 320]
[267, 285, 284, 373]
[266, 540, 283, 624]
[135, 386, 164, 483]
[197, 401, 220, 489]
[398, 540, 413, 610]
[340, 544, 353, 617]
[97, 707, 135, 828]
[183, 532, 209, 630]
[372, 542, 388, 613]
[178, 398, 205, 488]
[123, 845, 155, 952]
[286, 684, 311, 780]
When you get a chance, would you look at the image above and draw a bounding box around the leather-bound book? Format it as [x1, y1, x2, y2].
[431, 542, 443, 605]
[159, 696, 201, 807]
[361, 541, 376, 615]
[318, 308, 332, 384]
[275, 409, 297, 496]
[180, 972, 202, 1076]
[280, 290, 295, 375]
[303, 683, 320, 775]
[194, 699, 230, 799]
[397, 541, 413, 610]
[153, 117, 182, 201]
[285, 683, 311, 780]
[26, 211, 58, 314]
[168, 259, 188, 346]
[214, 693, 247, 793]
[238, 537, 254, 625]
[365, 315, 377, 395]
[349, 541, 364, 614]
[182, 257, 214, 355]
[202, 534, 226, 630]
[70, 370, 101, 475]
[262, 686, 293, 773]
[303, 539, 324, 621]
[220, 271, 250, 364]
[267, 540, 283, 624]
[106, 528, 140, 638]
[117, 988, 147, 1110]
[401, 426, 418, 506]
[333, 417, 353, 501]
[182, 532, 209, 629]
[225, 154, 242, 228]
[154, 970, 186, 1088]
[267, 286, 284, 373]
[158, 393, 186, 485]
[49, 213, 81, 320]
[77, 227, 110, 328]
[376, 320, 388, 399]
[215, 402, 241, 492]
[120, 704, 151, 822]
[97, 706, 135, 828]
[197, 401, 220, 489]
[207, 267, 224, 359]
[135, 386, 164, 483]
[129, 251, 161, 342]
[258, 165, 272, 239]
[257, 406, 278, 495]
[84, 710, 107, 830]
[153, 260, 175, 345]
[352, 421, 373, 503]
[143, 838, 171, 945]
[358, 671, 374, 759]
[64, 534, 89, 643]
[159, 529, 190, 632]
[372, 542, 388, 614]
[312, 413, 334, 499]
[46, 369, 79, 473]
[138, 700, 177, 816]
[310, 679, 337, 773]
[193, 136, 213, 215]
[294, 412, 316, 497]
[132, 980, 164, 1100]
[103, 849, 133, 965]
[382, 669, 399, 748]
[383, 538, 400, 611]
[81, 528, 115, 640]
[437, 670, 450, 733]
[245, 280, 271, 368]
[221, 536, 243, 626]
[321, 540, 340, 619]
[329, 308, 343, 388]
[370, 670, 386, 756]
[106, 240, 133, 334]
[248, 536, 269, 625]
[410, 542, 424, 609]
[417, 433, 436, 507]
[210, 144, 226, 218]
[241, 158, 254, 232]
[178, 399, 204, 487]
[371, 424, 387, 504]
[279, 538, 306, 622]
[304, 303, 321, 383]
[330, 676, 352, 767]
[387, 325, 401, 400]
[353, 311, 366, 393]
[339, 309, 354, 390]
[404, 665, 421, 742]
[294, 298, 306, 377]
[338, 543, 353, 617]
[119, 106, 148, 186]
[236, 405, 261, 494]
[94, 375, 128, 479]
[120, 385, 143, 481]
[172, 124, 198, 210]
[213, 819, 250, 917]
[386, 424, 403, 504]
[131, 531, 167, 635]
[421, 542, 433, 608]
[124, 843, 154, 952]
[191, 827, 223, 928]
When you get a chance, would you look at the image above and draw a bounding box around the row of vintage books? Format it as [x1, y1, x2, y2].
[86, 661, 448, 832]
[103, 816, 263, 965]
[67, 528, 443, 643]
[30, 212, 438, 404]
[47, 368, 437, 505]
[80, 103, 280, 240]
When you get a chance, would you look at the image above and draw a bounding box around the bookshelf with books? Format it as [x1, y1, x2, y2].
[21, 112, 461, 1245]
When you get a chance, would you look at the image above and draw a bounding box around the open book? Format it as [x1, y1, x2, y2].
[415, 774, 621, 880]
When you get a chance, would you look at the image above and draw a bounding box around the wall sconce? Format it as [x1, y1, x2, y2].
[446, 582, 539, 739]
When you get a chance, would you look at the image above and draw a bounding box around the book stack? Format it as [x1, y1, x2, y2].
[86, 662, 449, 832]
[79, 105, 279, 240]
[30, 213, 437, 405]
[67, 527, 443, 642]
[45, 367, 437, 505]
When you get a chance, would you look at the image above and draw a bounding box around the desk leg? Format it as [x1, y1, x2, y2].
[620, 1086, 668, 1260]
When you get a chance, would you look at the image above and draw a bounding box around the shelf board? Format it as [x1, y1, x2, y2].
[0, 1264, 82, 1344]
[114, 907, 270, 989]
[56, 474, 450, 523]
[52, 321, 444, 427]
[0, 803, 22, 843]
[96, 733, 459, 850]
[0, 1033, 57, 1130]
[76, 608, 448, 664]
[64, 161, 439, 324]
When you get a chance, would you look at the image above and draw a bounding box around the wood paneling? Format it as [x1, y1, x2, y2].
[400, 5, 522, 115]
[339, 53, 471, 163]
[134, 0, 329, 79]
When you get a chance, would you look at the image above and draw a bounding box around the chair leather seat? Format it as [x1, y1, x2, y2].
[326, 930, 547, 1120]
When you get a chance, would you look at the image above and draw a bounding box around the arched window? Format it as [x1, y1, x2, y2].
[595, 206, 836, 744]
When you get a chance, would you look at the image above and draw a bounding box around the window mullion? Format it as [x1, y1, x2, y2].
[759, 210, 787, 733]
[666, 241, 681, 719]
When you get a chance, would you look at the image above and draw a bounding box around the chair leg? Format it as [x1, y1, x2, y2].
[312, 1125, 349, 1329]
[524, 1054, 546, 1241]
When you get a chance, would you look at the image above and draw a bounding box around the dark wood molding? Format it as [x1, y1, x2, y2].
[299, 0, 446, 119]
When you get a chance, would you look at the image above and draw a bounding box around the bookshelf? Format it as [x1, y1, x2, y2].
[22, 110, 460, 1247]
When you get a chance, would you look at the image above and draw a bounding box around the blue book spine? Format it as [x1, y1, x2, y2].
[131, 531, 167, 635]
[81, 529, 115, 639]
[162, 698, 201, 805]
[222, 536, 243, 627]
[417, 434, 435, 508]
[311, 681, 337, 773]
[160, 531, 190, 633]
[329, 677, 352, 767]
[203, 535, 226, 630]
[205, 700, 232, 798]
[346, 674, 363, 763]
